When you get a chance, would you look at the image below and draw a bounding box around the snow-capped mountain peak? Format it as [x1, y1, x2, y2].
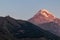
[29, 9, 56, 24]
[37, 9, 55, 18]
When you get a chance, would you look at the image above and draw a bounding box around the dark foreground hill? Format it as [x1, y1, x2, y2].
[0, 16, 60, 40]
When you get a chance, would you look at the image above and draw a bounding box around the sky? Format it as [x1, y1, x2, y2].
[0, 0, 60, 20]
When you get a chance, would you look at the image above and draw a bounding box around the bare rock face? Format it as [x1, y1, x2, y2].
[29, 9, 56, 24]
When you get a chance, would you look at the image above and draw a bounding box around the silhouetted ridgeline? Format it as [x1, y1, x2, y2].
[0, 16, 60, 40]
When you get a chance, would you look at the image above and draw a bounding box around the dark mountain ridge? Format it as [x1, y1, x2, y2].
[0, 16, 60, 40]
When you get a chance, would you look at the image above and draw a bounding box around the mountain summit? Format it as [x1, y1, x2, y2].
[38, 9, 55, 18]
[28, 9, 60, 36]
[29, 9, 56, 24]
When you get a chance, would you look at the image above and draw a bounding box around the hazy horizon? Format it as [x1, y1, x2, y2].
[0, 0, 60, 20]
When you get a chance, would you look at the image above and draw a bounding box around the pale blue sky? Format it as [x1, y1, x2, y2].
[0, 0, 60, 20]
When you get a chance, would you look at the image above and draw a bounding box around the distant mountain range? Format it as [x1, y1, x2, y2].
[0, 9, 60, 40]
